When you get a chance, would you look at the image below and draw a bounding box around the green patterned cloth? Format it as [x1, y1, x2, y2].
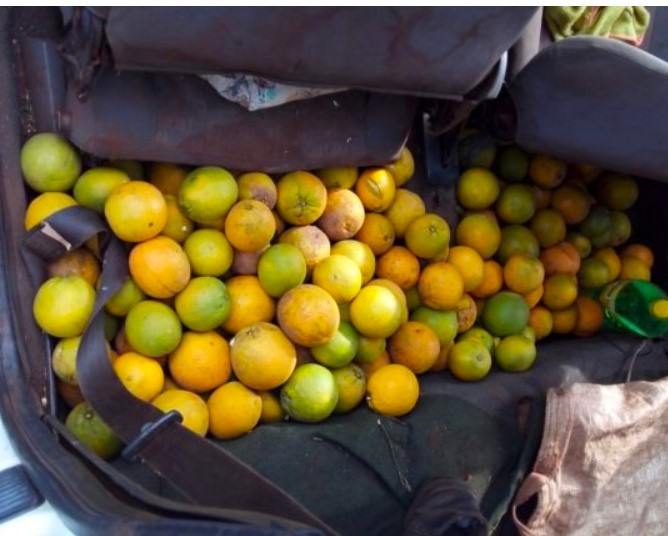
[545, 6, 650, 46]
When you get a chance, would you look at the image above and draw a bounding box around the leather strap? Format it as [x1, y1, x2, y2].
[22, 206, 338, 536]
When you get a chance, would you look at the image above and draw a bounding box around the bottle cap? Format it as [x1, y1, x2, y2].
[650, 299, 668, 319]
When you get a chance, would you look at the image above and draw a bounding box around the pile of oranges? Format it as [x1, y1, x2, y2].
[21, 129, 656, 459]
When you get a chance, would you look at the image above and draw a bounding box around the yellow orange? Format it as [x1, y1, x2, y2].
[355, 168, 396, 212]
[168, 331, 231, 392]
[224, 199, 276, 252]
[222, 275, 276, 334]
[354, 212, 395, 255]
[447, 245, 485, 292]
[383, 188, 426, 238]
[316, 188, 365, 241]
[277, 284, 340, 347]
[276, 170, 327, 225]
[417, 262, 464, 310]
[375, 245, 421, 290]
[388, 321, 440, 374]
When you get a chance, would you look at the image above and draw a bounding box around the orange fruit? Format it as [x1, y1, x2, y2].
[366, 364, 419, 417]
[277, 284, 339, 347]
[608, 210, 632, 247]
[448, 340, 492, 382]
[430, 342, 454, 372]
[152, 389, 209, 437]
[129, 236, 191, 298]
[73, 167, 130, 213]
[367, 278, 409, 325]
[168, 330, 231, 392]
[522, 285, 544, 309]
[620, 256, 651, 281]
[105, 181, 167, 242]
[178, 166, 238, 224]
[24, 191, 78, 230]
[471, 260, 504, 299]
[355, 168, 396, 212]
[315, 166, 358, 189]
[592, 247, 621, 282]
[447, 245, 485, 292]
[231, 247, 266, 276]
[528, 306, 553, 340]
[208, 381, 262, 439]
[495, 184, 536, 224]
[33, 276, 95, 338]
[550, 184, 591, 224]
[621, 244, 654, 268]
[458, 327, 496, 355]
[174, 277, 231, 331]
[354, 336, 387, 365]
[565, 231, 592, 259]
[578, 257, 611, 289]
[236, 172, 277, 208]
[312, 254, 363, 303]
[481, 291, 530, 337]
[375, 245, 420, 290]
[573, 296, 604, 337]
[503, 254, 545, 294]
[125, 300, 182, 357]
[230, 321, 297, 390]
[496, 146, 529, 182]
[383, 188, 426, 238]
[57, 380, 85, 409]
[384, 146, 415, 187]
[529, 155, 567, 189]
[52, 336, 82, 385]
[417, 262, 464, 310]
[65, 402, 122, 460]
[224, 199, 276, 252]
[405, 213, 451, 260]
[539, 241, 581, 276]
[257, 243, 307, 298]
[222, 275, 276, 334]
[113, 352, 164, 402]
[316, 188, 365, 241]
[21, 132, 81, 192]
[405, 285, 423, 312]
[183, 228, 234, 277]
[579, 205, 612, 239]
[457, 128, 497, 169]
[530, 208, 566, 248]
[456, 168, 501, 210]
[496, 224, 540, 263]
[149, 162, 189, 196]
[160, 194, 194, 244]
[455, 294, 477, 333]
[354, 212, 395, 255]
[47, 248, 100, 287]
[330, 239, 376, 285]
[311, 321, 360, 369]
[596, 173, 639, 211]
[332, 364, 367, 414]
[280, 363, 339, 422]
[278, 225, 331, 275]
[571, 163, 602, 183]
[455, 213, 502, 259]
[551, 304, 578, 335]
[542, 273, 578, 310]
[494, 335, 536, 372]
[531, 186, 552, 210]
[388, 321, 440, 374]
[350, 285, 402, 339]
[359, 349, 391, 377]
[276, 170, 327, 225]
[258, 391, 286, 423]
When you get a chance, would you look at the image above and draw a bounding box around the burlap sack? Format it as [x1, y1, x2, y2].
[512, 377, 668, 535]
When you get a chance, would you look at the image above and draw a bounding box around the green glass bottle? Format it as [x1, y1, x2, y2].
[597, 279, 668, 338]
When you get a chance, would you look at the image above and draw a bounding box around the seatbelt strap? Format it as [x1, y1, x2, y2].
[22, 206, 338, 536]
